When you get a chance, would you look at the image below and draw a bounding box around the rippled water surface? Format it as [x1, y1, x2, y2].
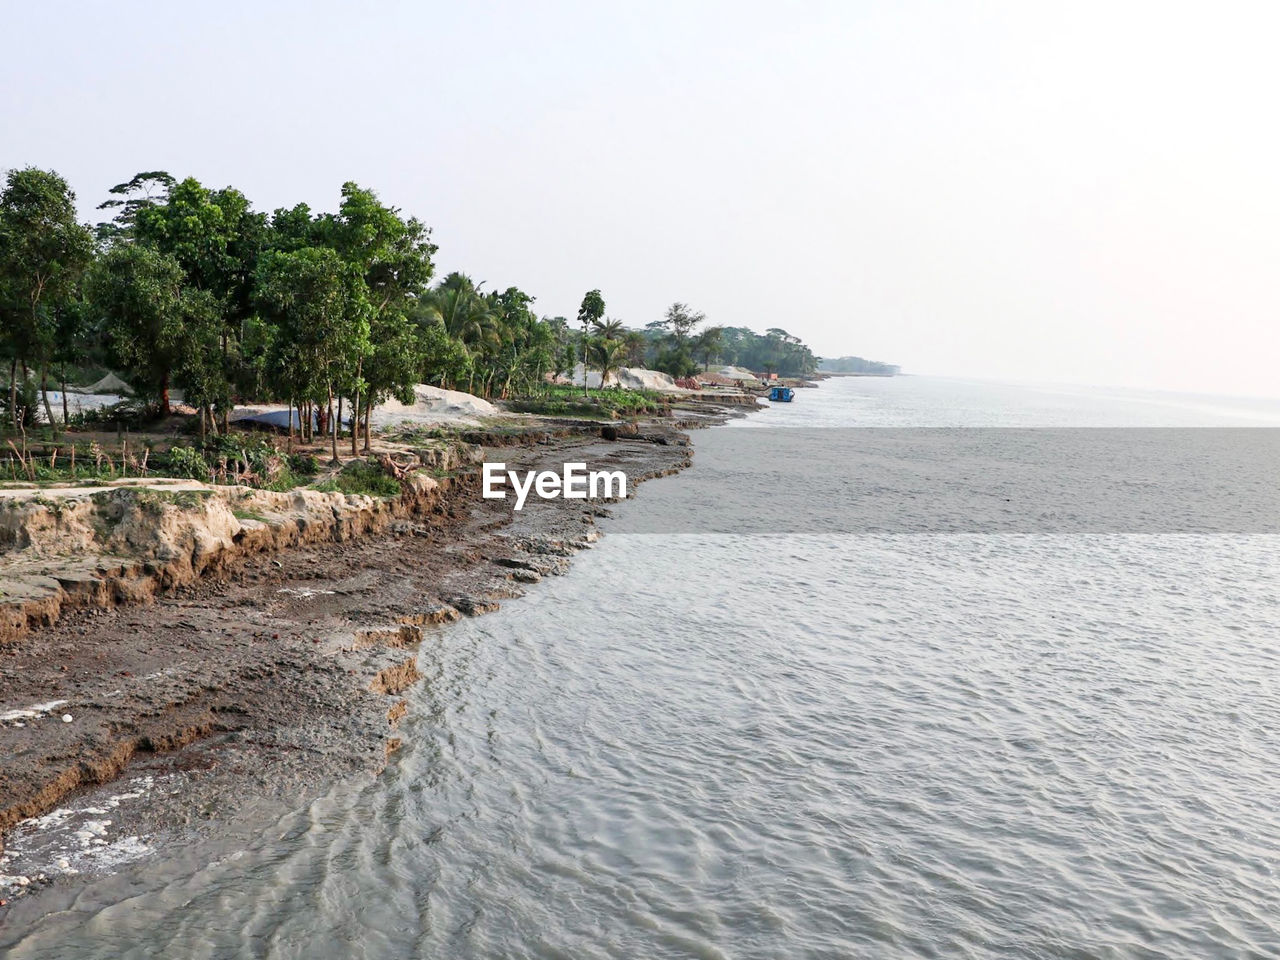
[6, 377, 1280, 958]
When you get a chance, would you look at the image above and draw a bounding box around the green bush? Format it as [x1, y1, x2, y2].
[0, 378, 40, 428]
[507, 384, 667, 419]
[67, 398, 152, 429]
[166, 445, 212, 480]
[312, 459, 402, 498]
[287, 452, 321, 477]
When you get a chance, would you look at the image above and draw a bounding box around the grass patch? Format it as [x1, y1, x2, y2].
[311, 460, 402, 499]
[507, 384, 669, 419]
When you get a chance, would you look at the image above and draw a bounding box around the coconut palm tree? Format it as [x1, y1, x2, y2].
[592, 316, 624, 340]
[420, 273, 499, 393]
[590, 336, 627, 390]
[424, 273, 494, 346]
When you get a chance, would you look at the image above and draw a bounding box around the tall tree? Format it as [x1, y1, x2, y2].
[621, 329, 647, 366]
[693, 326, 724, 371]
[255, 247, 370, 464]
[129, 177, 263, 428]
[661, 302, 704, 346]
[577, 289, 605, 395]
[89, 244, 220, 417]
[650, 302, 705, 378]
[592, 317, 624, 340]
[95, 171, 174, 241]
[0, 167, 94, 429]
[422, 273, 495, 394]
[325, 182, 436, 451]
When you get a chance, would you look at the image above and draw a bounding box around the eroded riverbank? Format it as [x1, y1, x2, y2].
[0, 428, 694, 906]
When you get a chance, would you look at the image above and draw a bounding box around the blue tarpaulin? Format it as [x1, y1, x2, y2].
[236, 410, 352, 430]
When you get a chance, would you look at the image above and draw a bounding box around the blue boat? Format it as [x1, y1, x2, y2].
[768, 386, 794, 402]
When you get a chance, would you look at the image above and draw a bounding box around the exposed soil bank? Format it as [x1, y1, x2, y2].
[0, 429, 695, 906]
[0, 442, 483, 648]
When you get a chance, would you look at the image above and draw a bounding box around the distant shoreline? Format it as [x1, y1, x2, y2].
[818, 371, 899, 378]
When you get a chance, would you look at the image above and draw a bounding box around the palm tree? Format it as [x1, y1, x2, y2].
[590, 336, 627, 389]
[421, 273, 498, 393]
[592, 317, 624, 340]
[424, 273, 495, 346]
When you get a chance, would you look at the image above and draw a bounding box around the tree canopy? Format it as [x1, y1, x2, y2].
[1, 166, 829, 440]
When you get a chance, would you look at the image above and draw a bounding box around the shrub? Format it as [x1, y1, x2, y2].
[312, 459, 402, 498]
[0, 378, 40, 428]
[507, 384, 667, 419]
[166, 445, 212, 480]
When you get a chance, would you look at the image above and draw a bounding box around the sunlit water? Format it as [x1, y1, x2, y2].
[5, 376, 1280, 958]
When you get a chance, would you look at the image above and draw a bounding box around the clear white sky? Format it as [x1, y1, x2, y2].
[4, 1, 1278, 395]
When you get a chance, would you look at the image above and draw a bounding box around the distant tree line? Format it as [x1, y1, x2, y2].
[818, 355, 900, 376]
[628, 309, 819, 379]
[0, 166, 822, 458]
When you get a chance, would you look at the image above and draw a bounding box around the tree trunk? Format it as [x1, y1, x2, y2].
[327, 384, 339, 465]
[362, 397, 372, 454]
[350, 357, 362, 457]
[39, 365, 55, 431]
[159, 371, 171, 417]
[9, 357, 18, 430]
[350, 392, 360, 457]
[200, 405, 207, 443]
[220, 331, 230, 434]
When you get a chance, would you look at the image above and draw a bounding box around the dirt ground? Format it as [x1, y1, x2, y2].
[0, 430, 693, 905]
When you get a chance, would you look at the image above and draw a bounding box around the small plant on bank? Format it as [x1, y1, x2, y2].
[311, 459, 402, 498]
[507, 384, 668, 419]
[167, 445, 212, 480]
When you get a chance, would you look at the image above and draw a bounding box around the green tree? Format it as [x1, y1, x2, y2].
[255, 247, 370, 463]
[0, 168, 95, 429]
[89, 244, 220, 418]
[576, 289, 605, 394]
[325, 183, 437, 451]
[590, 336, 627, 390]
[128, 176, 264, 429]
[50, 281, 100, 424]
[592, 316, 624, 340]
[647, 302, 705, 378]
[422, 273, 496, 394]
[693, 326, 724, 371]
[95, 171, 175, 241]
[661, 302, 704, 347]
[621, 329, 647, 367]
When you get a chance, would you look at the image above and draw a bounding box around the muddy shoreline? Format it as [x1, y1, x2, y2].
[0, 417, 719, 908]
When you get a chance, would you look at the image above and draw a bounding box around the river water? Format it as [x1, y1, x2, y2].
[5, 376, 1280, 958]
